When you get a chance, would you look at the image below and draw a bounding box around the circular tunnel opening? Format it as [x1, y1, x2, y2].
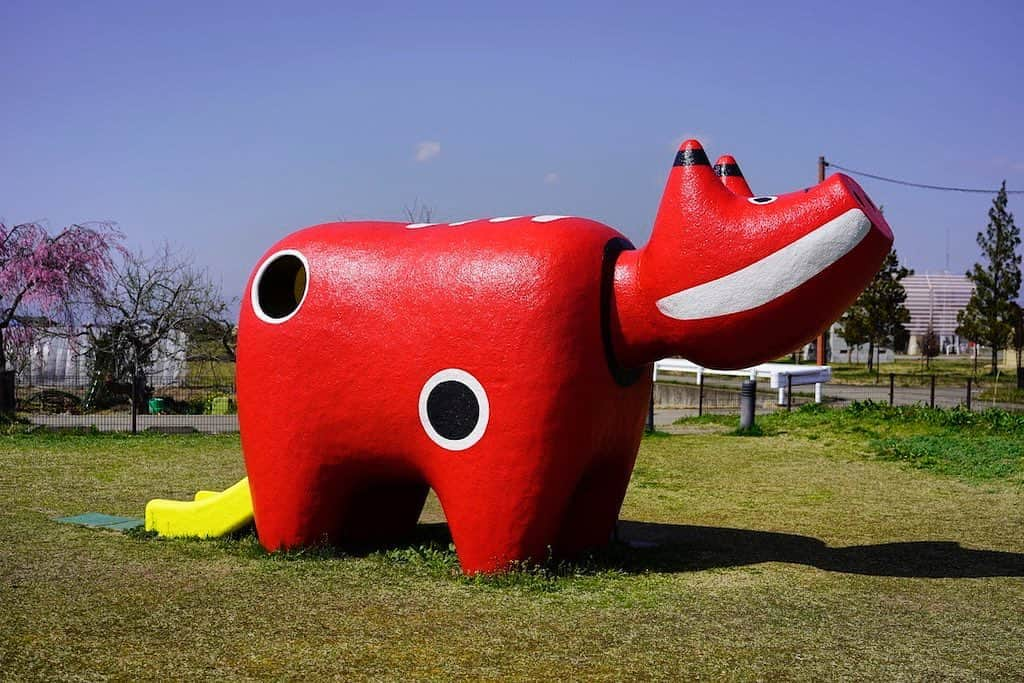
[254, 251, 308, 322]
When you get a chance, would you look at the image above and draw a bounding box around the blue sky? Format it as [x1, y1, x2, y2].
[2, 1, 1022, 299]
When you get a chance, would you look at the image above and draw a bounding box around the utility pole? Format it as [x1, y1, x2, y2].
[815, 155, 827, 366]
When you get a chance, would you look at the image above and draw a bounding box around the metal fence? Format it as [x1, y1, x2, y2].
[654, 372, 1024, 416]
[14, 367, 237, 433]
[13, 367, 1022, 434]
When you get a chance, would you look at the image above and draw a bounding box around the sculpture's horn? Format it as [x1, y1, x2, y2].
[713, 154, 754, 198]
[663, 139, 726, 201]
[641, 139, 733, 296]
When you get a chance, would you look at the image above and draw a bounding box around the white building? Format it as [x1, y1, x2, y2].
[828, 324, 894, 364]
[902, 273, 974, 354]
[15, 329, 188, 386]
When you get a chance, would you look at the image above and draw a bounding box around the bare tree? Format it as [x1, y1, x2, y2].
[84, 243, 231, 389]
[402, 199, 435, 224]
[191, 313, 238, 363]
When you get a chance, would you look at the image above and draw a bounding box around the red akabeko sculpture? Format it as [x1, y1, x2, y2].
[236, 139, 892, 573]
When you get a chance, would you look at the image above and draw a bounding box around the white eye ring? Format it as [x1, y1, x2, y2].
[418, 368, 490, 451]
[748, 195, 778, 205]
[251, 249, 309, 324]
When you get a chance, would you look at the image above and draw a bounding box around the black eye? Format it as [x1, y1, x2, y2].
[748, 195, 778, 205]
[426, 381, 479, 440]
[252, 250, 308, 323]
[419, 369, 489, 450]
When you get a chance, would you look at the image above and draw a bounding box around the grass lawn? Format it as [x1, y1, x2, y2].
[828, 357, 977, 384]
[828, 356, 1020, 385]
[2, 407, 1022, 680]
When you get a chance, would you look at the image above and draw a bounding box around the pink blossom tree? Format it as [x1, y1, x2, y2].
[0, 222, 123, 411]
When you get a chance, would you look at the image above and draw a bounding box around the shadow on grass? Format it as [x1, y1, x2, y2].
[382, 521, 1024, 579]
[614, 520, 1024, 578]
[201, 521, 1024, 580]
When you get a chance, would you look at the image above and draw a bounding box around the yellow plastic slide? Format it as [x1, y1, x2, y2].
[145, 477, 253, 538]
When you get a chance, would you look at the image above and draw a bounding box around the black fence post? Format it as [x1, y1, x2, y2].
[889, 373, 895, 406]
[646, 384, 655, 433]
[0, 370, 15, 418]
[929, 374, 936, 409]
[697, 373, 704, 417]
[966, 377, 973, 411]
[130, 371, 143, 435]
[786, 374, 793, 411]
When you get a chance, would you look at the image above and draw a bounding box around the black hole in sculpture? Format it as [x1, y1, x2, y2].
[257, 254, 306, 319]
[426, 381, 479, 441]
[751, 195, 776, 204]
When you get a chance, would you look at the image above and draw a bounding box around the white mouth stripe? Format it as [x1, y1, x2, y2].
[655, 208, 872, 321]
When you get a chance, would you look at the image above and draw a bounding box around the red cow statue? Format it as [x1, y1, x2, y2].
[237, 139, 892, 574]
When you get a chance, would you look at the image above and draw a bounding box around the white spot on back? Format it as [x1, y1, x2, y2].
[448, 219, 475, 226]
[532, 215, 570, 223]
[406, 223, 438, 229]
[488, 216, 523, 223]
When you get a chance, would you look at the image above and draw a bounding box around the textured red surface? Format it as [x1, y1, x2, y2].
[236, 139, 893, 574]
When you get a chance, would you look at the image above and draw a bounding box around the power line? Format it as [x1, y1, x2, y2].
[825, 161, 1024, 195]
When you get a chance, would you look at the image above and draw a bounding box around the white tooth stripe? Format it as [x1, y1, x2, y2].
[488, 216, 522, 222]
[532, 215, 570, 222]
[655, 208, 872, 321]
[448, 219, 475, 226]
[406, 222, 438, 229]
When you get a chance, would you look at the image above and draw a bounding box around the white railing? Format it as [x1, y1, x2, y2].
[653, 358, 831, 404]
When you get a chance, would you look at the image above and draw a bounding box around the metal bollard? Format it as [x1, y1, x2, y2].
[697, 373, 704, 417]
[889, 373, 895, 406]
[929, 375, 936, 408]
[966, 377, 972, 411]
[786, 374, 793, 411]
[646, 384, 655, 433]
[739, 379, 756, 431]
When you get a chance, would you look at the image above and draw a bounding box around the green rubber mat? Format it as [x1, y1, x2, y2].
[55, 513, 144, 531]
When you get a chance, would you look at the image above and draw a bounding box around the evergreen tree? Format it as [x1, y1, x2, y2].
[837, 305, 869, 363]
[957, 182, 1022, 375]
[921, 326, 941, 369]
[838, 248, 912, 373]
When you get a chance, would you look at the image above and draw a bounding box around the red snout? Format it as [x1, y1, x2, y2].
[667, 174, 894, 368]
